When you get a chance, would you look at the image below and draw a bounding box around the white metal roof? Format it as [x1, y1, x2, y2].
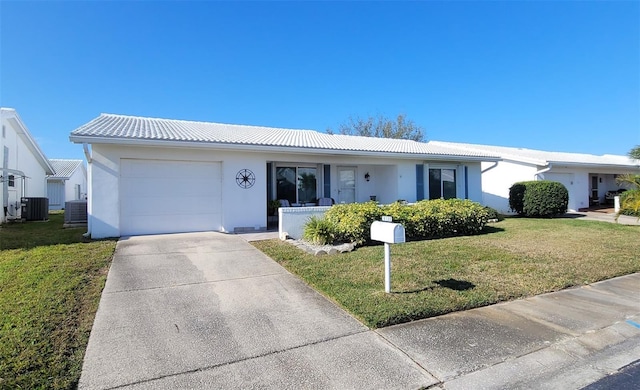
[430, 141, 640, 169]
[47, 159, 84, 179]
[69, 113, 500, 160]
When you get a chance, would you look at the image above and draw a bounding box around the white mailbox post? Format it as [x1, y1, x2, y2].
[371, 219, 406, 293]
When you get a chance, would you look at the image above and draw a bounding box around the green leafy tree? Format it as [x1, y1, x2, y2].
[328, 113, 425, 141]
[629, 145, 640, 160]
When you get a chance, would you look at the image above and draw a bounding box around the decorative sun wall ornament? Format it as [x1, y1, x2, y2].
[236, 169, 256, 189]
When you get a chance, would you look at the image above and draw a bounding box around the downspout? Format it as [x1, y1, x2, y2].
[82, 143, 92, 238]
[83, 143, 92, 163]
[535, 164, 552, 180]
[481, 161, 499, 173]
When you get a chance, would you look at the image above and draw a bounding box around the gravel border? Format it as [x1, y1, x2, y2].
[285, 239, 356, 256]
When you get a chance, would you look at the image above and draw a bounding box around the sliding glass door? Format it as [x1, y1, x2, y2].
[276, 166, 317, 204]
[429, 168, 456, 200]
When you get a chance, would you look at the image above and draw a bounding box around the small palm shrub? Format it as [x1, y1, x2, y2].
[619, 189, 640, 217]
[303, 216, 335, 245]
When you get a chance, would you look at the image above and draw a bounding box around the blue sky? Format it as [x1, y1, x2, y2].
[1, 1, 638, 160]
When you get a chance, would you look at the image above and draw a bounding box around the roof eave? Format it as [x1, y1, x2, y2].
[3, 109, 55, 175]
[546, 160, 640, 170]
[69, 135, 500, 162]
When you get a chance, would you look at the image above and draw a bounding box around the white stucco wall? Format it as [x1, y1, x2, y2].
[279, 206, 331, 240]
[480, 161, 536, 214]
[1, 115, 48, 221]
[65, 164, 87, 202]
[481, 160, 639, 214]
[86, 143, 487, 238]
[88, 144, 268, 238]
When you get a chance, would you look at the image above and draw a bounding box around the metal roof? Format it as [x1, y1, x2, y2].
[430, 141, 640, 168]
[69, 113, 500, 160]
[47, 159, 84, 179]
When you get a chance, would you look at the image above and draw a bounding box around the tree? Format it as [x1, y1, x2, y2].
[629, 145, 640, 160]
[327, 113, 425, 141]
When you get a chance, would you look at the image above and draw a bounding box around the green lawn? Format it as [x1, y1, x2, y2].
[253, 218, 640, 328]
[0, 213, 116, 390]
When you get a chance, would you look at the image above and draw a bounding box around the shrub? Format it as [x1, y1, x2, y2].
[619, 189, 640, 217]
[303, 216, 335, 245]
[509, 181, 568, 217]
[483, 206, 503, 221]
[391, 199, 489, 239]
[324, 201, 384, 245]
[324, 199, 489, 245]
[508, 183, 527, 214]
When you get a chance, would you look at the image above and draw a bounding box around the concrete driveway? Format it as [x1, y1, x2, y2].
[79, 232, 436, 389]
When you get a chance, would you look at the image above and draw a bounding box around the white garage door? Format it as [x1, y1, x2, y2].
[120, 159, 222, 236]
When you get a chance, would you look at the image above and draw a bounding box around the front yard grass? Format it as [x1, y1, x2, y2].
[253, 218, 640, 328]
[0, 212, 116, 389]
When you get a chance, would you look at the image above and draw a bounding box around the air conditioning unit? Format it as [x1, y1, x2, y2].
[21, 197, 49, 221]
[64, 200, 88, 224]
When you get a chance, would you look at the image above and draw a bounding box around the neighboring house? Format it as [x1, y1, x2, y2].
[1, 108, 55, 223]
[47, 159, 87, 210]
[69, 113, 500, 239]
[431, 141, 640, 214]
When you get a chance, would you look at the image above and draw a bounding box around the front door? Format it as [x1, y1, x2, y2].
[590, 175, 599, 202]
[337, 167, 356, 204]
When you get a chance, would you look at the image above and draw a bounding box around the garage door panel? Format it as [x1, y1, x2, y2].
[122, 196, 220, 216]
[122, 178, 220, 198]
[120, 159, 222, 236]
[121, 160, 219, 179]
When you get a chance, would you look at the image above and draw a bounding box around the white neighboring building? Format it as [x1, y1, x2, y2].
[69, 113, 500, 239]
[1, 108, 55, 223]
[47, 159, 87, 210]
[432, 141, 640, 214]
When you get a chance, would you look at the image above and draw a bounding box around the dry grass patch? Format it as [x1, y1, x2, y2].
[253, 218, 640, 328]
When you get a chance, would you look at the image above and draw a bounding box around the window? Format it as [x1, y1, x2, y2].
[2, 125, 5, 138]
[8, 175, 15, 187]
[276, 166, 317, 204]
[429, 168, 456, 199]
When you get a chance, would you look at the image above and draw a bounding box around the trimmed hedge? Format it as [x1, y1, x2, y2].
[322, 199, 489, 246]
[509, 180, 568, 217]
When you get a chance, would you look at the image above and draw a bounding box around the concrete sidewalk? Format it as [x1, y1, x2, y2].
[568, 211, 640, 226]
[80, 232, 640, 390]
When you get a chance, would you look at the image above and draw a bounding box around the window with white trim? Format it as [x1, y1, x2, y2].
[8, 175, 15, 187]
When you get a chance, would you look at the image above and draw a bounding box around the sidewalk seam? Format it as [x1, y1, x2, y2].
[99, 329, 371, 390]
[104, 272, 289, 294]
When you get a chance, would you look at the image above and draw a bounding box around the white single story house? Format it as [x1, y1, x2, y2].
[432, 141, 640, 214]
[69, 113, 500, 239]
[1, 108, 55, 223]
[47, 159, 87, 210]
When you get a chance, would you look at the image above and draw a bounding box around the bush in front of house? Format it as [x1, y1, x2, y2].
[324, 201, 384, 245]
[303, 215, 335, 245]
[320, 199, 489, 246]
[619, 189, 640, 217]
[483, 206, 503, 221]
[395, 199, 490, 239]
[509, 180, 568, 217]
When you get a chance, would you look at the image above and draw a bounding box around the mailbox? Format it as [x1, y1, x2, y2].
[371, 221, 406, 243]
